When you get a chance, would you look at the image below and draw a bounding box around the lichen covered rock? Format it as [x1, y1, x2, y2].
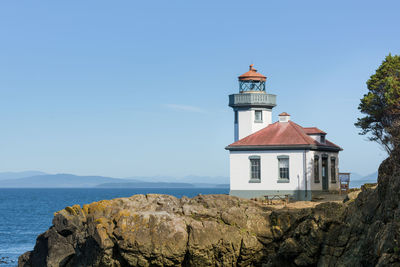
[18, 193, 346, 267]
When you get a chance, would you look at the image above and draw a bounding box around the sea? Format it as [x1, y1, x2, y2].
[0, 188, 229, 267]
[350, 179, 377, 189]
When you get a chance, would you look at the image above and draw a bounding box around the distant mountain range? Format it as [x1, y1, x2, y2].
[349, 171, 378, 182]
[0, 171, 47, 181]
[0, 170, 376, 188]
[0, 171, 229, 188]
[124, 175, 229, 185]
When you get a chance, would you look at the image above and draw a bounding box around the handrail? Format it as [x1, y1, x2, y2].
[229, 93, 276, 107]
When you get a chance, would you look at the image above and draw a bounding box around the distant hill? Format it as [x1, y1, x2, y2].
[351, 171, 378, 181]
[0, 170, 378, 188]
[96, 182, 196, 188]
[192, 183, 230, 188]
[347, 172, 363, 180]
[0, 173, 230, 188]
[96, 182, 230, 189]
[0, 171, 48, 181]
[345, 171, 378, 188]
[0, 174, 128, 188]
[124, 175, 229, 185]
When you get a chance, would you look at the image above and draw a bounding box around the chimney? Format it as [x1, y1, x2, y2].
[279, 112, 290, 122]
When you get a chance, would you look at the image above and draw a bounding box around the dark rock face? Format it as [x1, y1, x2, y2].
[18, 154, 400, 266]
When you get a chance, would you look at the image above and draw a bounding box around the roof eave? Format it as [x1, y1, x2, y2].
[306, 133, 327, 136]
[225, 144, 342, 152]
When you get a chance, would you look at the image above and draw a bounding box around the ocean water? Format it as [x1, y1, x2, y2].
[350, 179, 377, 189]
[0, 188, 229, 266]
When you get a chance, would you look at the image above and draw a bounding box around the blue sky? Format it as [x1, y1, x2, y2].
[0, 1, 398, 178]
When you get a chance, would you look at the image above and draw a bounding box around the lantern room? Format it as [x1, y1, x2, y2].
[238, 64, 266, 92]
[229, 64, 276, 141]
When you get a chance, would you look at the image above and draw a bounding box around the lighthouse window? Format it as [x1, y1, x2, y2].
[277, 156, 290, 181]
[250, 159, 260, 180]
[314, 155, 320, 183]
[249, 156, 261, 182]
[331, 157, 336, 183]
[234, 111, 238, 124]
[255, 110, 263, 122]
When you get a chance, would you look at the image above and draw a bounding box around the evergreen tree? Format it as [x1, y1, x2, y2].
[355, 54, 400, 153]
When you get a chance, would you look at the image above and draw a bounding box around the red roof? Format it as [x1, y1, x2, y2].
[227, 120, 341, 150]
[279, 112, 290, 116]
[303, 127, 326, 135]
[238, 64, 266, 81]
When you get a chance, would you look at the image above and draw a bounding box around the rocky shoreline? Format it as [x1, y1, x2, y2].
[18, 155, 400, 266]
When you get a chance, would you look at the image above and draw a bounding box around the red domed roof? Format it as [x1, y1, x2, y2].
[238, 64, 266, 81]
[226, 120, 341, 151]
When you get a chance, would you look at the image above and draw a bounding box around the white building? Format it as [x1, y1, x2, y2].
[226, 65, 342, 200]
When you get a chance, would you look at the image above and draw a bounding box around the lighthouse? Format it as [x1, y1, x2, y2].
[228, 64, 277, 141]
[226, 65, 343, 200]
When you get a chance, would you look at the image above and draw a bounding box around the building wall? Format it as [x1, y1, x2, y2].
[308, 135, 325, 143]
[309, 151, 340, 191]
[229, 150, 314, 200]
[229, 149, 340, 200]
[235, 108, 272, 141]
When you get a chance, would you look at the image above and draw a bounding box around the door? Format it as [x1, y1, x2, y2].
[322, 157, 328, 190]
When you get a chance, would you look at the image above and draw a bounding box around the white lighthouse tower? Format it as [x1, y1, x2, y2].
[229, 64, 276, 141]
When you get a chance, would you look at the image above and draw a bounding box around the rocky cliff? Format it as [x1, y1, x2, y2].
[18, 154, 400, 266]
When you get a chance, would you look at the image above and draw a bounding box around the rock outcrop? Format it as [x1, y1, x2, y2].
[18, 153, 400, 266]
[18, 193, 346, 266]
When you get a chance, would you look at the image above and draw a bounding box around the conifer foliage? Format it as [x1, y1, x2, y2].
[355, 54, 400, 153]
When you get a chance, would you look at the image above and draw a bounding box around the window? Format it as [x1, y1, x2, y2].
[254, 110, 263, 122]
[249, 156, 261, 182]
[278, 156, 289, 180]
[320, 135, 326, 143]
[330, 157, 336, 183]
[314, 155, 320, 183]
[234, 111, 238, 124]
